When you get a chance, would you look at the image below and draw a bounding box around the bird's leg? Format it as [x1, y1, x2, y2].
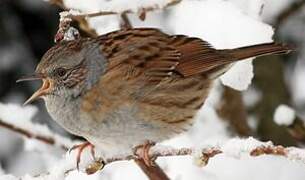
[69, 141, 95, 170]
[133, 140, 156, 166]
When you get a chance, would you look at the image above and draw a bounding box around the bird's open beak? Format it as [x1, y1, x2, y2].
[16, 73, 45, 83]
[17, 73, 52, 105]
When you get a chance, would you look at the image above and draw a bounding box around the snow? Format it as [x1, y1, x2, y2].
[261, 0, 295, 23]
[165, 0, 273, 90]
[0, 103, 38, 125]
[0, 103, 74, 149]
[221, 137, 272, 158]
[63, 0, 173, 13]
[0, 175, 18, 180]
[274, 104, 296, 126]
[230, 0, 265, 19]
[1, 136, 305, 180]
[221, 61, 254, 90]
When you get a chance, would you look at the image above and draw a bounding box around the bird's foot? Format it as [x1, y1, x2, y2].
[69, 142, 95, 170]
[133, 140, 156, 166]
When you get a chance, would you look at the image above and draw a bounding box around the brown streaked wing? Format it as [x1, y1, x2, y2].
[100, 28, 182, 84]
[91, 28, 220, 126]
[169, 35, 234, 77]
[99, 28, 235, 81]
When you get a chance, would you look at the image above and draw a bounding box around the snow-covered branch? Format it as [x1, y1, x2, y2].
[2, 134, 305, 180]
[49, 0, 182, 38]
[0, 118, 68, 151]
[0, 103, 72, 151]
[100, 138, 305, 173]
[52, 0, 181, 20]
[1, 103, 305, 179]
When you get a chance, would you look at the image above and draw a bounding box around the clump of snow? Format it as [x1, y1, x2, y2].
[274, 104, 296, 126]
[221, 137, 272, 158]
[221, 60, 254, 90]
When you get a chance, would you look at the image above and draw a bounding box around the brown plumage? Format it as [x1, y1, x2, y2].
[82, 28, 292, 132]
[19, 28, 293, 165]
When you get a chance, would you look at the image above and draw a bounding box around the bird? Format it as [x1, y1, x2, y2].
[17, 28, 293, 167]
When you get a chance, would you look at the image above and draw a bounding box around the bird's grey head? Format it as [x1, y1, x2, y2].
[17, 38, 107, 105]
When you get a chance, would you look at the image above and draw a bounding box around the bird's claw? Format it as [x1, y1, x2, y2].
[69, 142, 95, 170]
[133, 140, 156, 166]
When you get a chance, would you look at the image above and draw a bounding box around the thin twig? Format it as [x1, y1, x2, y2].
[120, 12, 132, 29]
[70, 0, 182, 20]
[0, 118, 69, 150]
[49, 0, 182, 37]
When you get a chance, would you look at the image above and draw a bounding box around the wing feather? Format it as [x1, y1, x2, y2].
[99, 28, 237, 82]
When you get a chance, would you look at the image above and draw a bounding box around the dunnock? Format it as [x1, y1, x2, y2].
[17, 28, 292, 166]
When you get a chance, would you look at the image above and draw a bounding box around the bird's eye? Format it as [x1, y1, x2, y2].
[55, 68, 67, 77]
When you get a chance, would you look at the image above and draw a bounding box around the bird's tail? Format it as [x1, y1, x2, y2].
[206, 43, 294, 79]
[224, 42, 294, 60]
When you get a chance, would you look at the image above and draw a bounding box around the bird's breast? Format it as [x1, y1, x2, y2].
[44, 94, 93, 136]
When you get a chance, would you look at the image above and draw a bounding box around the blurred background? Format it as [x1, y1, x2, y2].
[0, 0, 304, 177]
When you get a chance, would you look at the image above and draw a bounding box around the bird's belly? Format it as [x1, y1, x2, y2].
[81, 105, 177, 157]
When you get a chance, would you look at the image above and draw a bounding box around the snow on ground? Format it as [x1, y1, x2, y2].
[274, 104, 296, 126]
